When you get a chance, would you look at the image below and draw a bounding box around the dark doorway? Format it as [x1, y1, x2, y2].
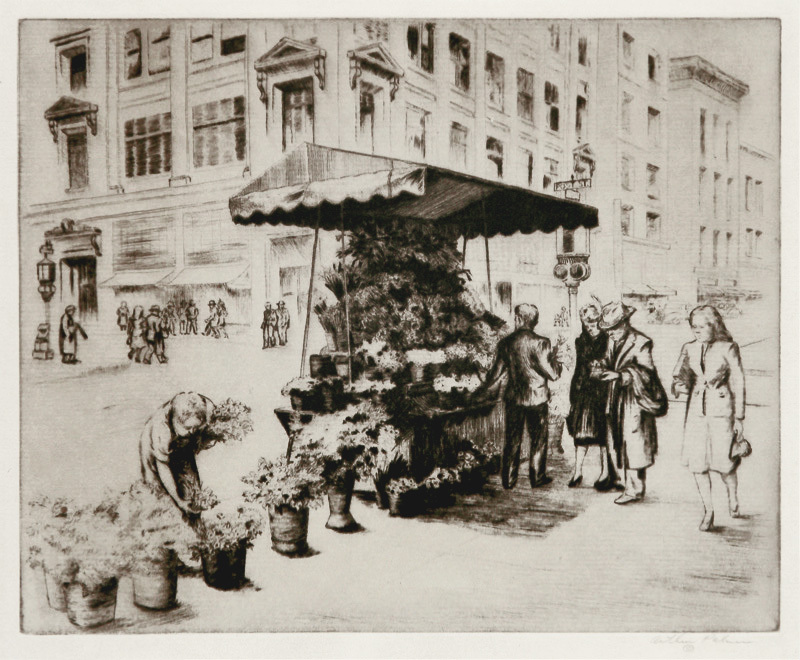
[61, 256, 97, 318]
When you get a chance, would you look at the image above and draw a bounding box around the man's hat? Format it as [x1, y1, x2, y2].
[65, 304, 76, 313]
[598, 301, 636, 330]
[150, 305, 161, 313]
[277, 300, 285, 307]
[208, 300, 216, 306]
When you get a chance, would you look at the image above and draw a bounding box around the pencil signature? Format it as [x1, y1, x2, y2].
[651, 633, 752, 651]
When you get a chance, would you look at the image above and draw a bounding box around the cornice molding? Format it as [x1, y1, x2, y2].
[669, 56, 749, 102]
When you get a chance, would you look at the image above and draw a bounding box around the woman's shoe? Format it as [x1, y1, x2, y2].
[568, 475, 583, 488]
[699, 510, 715, 532]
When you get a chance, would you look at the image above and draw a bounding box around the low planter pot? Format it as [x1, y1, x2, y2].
[200, 540, 248, 591]
[289, 393, 305, 411]
[326, 470, 359, 533]
[64, 578, 119, 628]
[269, 505, 309, 556]
[459, 467, 488, 494]
[373, 478, 389, 510]
[132, 551, 178, 609]
[43, 567, 67, 612]
[388, 490, 420, 518]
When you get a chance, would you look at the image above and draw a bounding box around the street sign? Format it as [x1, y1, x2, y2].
[553, 177, 592, 191]
[564, 190, 581, 201]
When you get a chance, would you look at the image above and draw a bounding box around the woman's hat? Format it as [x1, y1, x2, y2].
[598, 301, 636, 330]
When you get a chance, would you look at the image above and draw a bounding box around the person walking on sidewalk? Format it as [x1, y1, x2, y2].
[672, 305, 746, 531]
[185, 300, 199, 335]
[116, 301, 129, 332]
[277, 300, 290, 346]
[261, 302, 278, 349]
[593, 302, 668, 505]
[566, 302, 612, 489]
[127, 305, 147, 362]
[142, 305, 168, 364]
[139, 392, 216, 519]
[216, 300, 229, 339]
[58, 305, 87, 364]
[473, 303, 564, 490]
[204, 300, 219, 338]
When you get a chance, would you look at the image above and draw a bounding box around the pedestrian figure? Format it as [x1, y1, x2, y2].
[216, 299, 229, 339]
[261, 303, 273, 349]
[672, 305, 746, 531]
[142, 305, 168, 364]
[268, 302, 280, 347]
[204, 300, 219, 338]
[593, 301, 668, 504]
[566, 302, 613, 489]
[185, 300, 199, 335]
[474, 304, 563, 489]
[277, 300, 290, 346]
[127, 305, 147, 362]
[58, 305, 87, 364]
[116, 301, 129, 332]
[178, 300, 188, 335]
[166, 301, 178, 337]
[139, 392, 216, 518]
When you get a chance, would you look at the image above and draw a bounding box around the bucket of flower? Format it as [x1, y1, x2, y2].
[405, 349, 446, 384]
[281, 377, 345, 413]
[24, 495, 79, 612]
[118, 481, 196, 610]
[421, 467, 461, 509]
[190, 488, 265, 591]
[455, 448, 488, 493]
[242, 453, 324, 557]
[59, 495, 126, 628]
[385, 477, 422, 517]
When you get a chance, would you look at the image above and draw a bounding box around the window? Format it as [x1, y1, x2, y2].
[745, 175, 753, 211]
[621, 155, 634, 191]
[700, 108, 706, 155]
[358, 88, 376, 153]
[407, 23, 434, 73]
[485, 53, 505, 110]
[725, 232, 732, 265]
[647, 164, 659, 199]
[66, 130, 88, 190]
[406, 105, 427, 159]
[148, 26, 170, 75]
[712, 230, 720, 267]
[549, 24, 560, 52]
[648, 53, 657, 81]
[220, 24, 246, 56]
[114, 218, 175, 270]
[543, 157, 559, 190]
[646, 212, 660, 241]
[575, 95, 587, 141]
[190, 22, 213, 63]
[755, 230, 763, 256]
[745, 228, 754, 256]
[727, 178, 734, 220]
[712, 114, 718, 158]
[545, 81, 559, 132]
[621, 92, 633, 134]
[755, 181, 763, 214]
[698, 167, 706, 209]
[622, 32, 634, 68]
[282, 79, 314, 152]
[648, 107, 660, 147]
[578, 37, 588, 66]
[713, 172, 721, 218]
[486, 137, 503, 179]
[124, 112, 171, 178]
[449, 33, 470, 92]
[520, 149, 534, 187]
[698, 226, 706, 263]
[124, 29, 142, 80]
[192, 96, 246, 168]
[621, 205, 632, 237]
[61, 46, 87, 91]
[449, 122, 468, 169]
[517, 68, 534, 122]
[726, 121, 731, 161]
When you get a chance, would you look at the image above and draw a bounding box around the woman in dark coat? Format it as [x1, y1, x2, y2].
[566, 302, 611, 489]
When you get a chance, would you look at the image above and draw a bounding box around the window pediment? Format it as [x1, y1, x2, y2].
[44, 96, 98, 142]
[348, 43, 404, 100]
[254, 37, 326, 100]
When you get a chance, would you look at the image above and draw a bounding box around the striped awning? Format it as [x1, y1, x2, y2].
[229, 143, 598, 239]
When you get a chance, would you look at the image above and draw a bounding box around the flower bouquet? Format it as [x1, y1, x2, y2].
[242, 454, 324, 556]
[196, 399, 254, 451]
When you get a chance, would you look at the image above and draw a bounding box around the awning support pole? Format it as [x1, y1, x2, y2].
[340, 204, 353, 387]
[461, 234, 467, 270]
[300, 208, 321, 377]
[483, 201, 493, 313]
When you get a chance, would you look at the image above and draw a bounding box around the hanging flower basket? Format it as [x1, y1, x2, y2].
[64, 578, 119, 628]
[268, 505, 309, 556]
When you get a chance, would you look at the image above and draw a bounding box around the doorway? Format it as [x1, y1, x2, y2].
[61, 256, 97, 318]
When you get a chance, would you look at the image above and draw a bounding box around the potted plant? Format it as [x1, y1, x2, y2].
[385, 477, 422, 517]
[242, 454, 324, 557]
[60, 496, 126, 628]
[118, 481, 196, 610]
[190, 488, 265, 590]
[421, 467, 461, 509]
[454, 449, 487, 493]
[199, 398, 255, 449]
[24, 495, 76, 612]
[281, 377, 344, 413]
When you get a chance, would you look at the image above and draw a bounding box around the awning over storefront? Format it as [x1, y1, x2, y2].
[229, 143, 599, 239]
[161, 262, 249, 287]
[100, 268, 174, 288]
[624, 284, 677, 297]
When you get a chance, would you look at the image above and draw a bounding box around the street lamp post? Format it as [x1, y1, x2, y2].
[33, 240, 56, 360]
[553, 228, 591, 332]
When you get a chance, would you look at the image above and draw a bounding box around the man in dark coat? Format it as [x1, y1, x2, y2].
[58, 305, 87, 364]
[185, 300, 199, 335]
[475, 303, 563, 489]
[261, 302, 276, 349]
[142, 305, 168, 364]
[593, 301, 668, 504]
[277, 300, 290, 346]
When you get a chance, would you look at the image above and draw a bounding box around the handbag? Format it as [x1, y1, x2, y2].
[730, 431, 752, 461]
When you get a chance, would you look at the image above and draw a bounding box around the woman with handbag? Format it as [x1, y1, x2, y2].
[672, 305, 747, 531]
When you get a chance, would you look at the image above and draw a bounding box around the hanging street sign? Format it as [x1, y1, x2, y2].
[564, 189, 581, 201]
[554, 177, 592, 191]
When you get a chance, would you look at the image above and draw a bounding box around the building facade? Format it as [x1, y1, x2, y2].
[20, 20, 778, 351]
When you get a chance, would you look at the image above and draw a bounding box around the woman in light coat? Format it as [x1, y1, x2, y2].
[672, 305, 745, 531]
